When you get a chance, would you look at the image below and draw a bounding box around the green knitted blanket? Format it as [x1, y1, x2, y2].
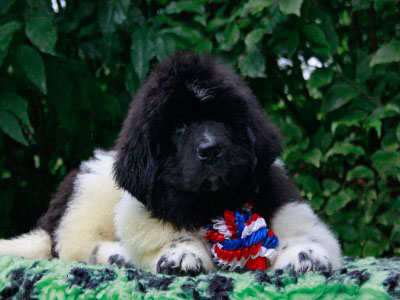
[0, 256, 399, 299]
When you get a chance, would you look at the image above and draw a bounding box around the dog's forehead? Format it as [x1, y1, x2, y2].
[186, 81, 213, 102]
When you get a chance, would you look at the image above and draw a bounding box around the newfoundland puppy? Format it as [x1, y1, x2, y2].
[0, 52, 341, 274]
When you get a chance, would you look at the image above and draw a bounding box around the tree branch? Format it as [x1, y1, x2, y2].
[368, 6, 378, 52]
[351, 10, 362, 49]
[335, 65, 381, 106]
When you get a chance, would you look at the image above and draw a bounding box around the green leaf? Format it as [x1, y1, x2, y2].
[124, 65, 139, 96]
[279, 0, 304, 16]
[161, 26, 203, 44]
[331, 111, 367, 133]
[364, 117, 382, 138]
[164, 1, 205, 14]
[363, 240, 385, 256]
[321, 83, 358, 113]
[372, 150, 400, 169]
[337, 224, 358, 241]
[381, 132, 399, 151]
[244, 28, 266, 49]
[326, 141, 365, 159]
[303, 25, 329, 47]
[313, 46, 331, 58]
[352, 0, 372, 11]
[194, 14, 207, 26]
[280, 30, 299, 57]
[155, 34, 176, 62]
[0, 0, 16, 14]
[304, 148, 322, 167]
[195, 39, 212, 53]
[207, 18, 230, 31]
[377, 210, 398, 226]
[370, 41, 400, 66]
[317, 10, 339, 53]
[0, 93, 31, 128]
[310, 196, 324, 210]
[322, 179, 340, 192]
[366, 105, 400, 138]
[390, 223, 400, 242]
[131, 27, 153, 81]
[325, 190, 354, 215]
[313, 130, 333, 152]
[346, 166, 374, 181]
[396, 123, 400, 141]
[217, 23, 240, 51]
[295, 174, 321, 194]
[239, 0, 275, 17]
[0, 110, 28, 145]
[0, 21, 21, 65]
[374, 0, 398, 11]
[372, 150, 400, 178]
[17, 45, 47, 94]
[371, 103, 400, 119]
[356, 55, 373, 82]
[25, 13, 57, 55]
[283, 121, 303, 142]
[98, 0, 130, 34]
[238, 47, 266, 78]
[343, 242, 362, 256]
[307, 68, 333, 89]
[384, 71, 400, 87]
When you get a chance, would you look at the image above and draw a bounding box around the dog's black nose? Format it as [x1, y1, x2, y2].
[197, 141, 221, 165]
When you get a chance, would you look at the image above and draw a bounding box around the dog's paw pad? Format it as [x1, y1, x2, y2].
[156, 251, 206, 276]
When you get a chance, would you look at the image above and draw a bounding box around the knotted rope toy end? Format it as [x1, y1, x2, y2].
[204, 206, 279, 271]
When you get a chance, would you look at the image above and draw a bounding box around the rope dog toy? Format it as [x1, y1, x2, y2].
[204, 205, 279, 271]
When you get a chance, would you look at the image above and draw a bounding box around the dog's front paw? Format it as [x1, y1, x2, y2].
[89, 241, 131, 267]
[273, 242, 332, 273]
[156, 250, 206, 276]
[156, 238, 213, 276]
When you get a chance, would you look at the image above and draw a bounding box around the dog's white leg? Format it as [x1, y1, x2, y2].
[114, 192, 214, 274]
[53, 150, 122, 262]
[270, 202, 342, 272]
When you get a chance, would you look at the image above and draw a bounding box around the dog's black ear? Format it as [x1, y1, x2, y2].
[213, 57, 283, 170]
[113, 79, 162, 204]
[113, 50, 204, 204]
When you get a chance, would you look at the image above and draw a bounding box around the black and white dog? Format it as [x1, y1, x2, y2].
[0, 52, 341, 275]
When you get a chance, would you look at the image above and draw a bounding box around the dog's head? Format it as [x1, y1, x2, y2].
[114, 52, 282, 228]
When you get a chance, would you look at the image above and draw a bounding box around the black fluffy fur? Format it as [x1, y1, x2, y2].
[113, 51, 301, 229]
[39, 51, 302, 251]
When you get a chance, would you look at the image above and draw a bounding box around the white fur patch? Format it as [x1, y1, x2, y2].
[114, 192, 213, 273]
[54, 150, 122, 261]
[272, 158, 285, 170]
[0, 229, 51, 259]
[270, 202, 342, 271]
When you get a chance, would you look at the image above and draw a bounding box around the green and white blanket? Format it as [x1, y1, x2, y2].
[0, 256, 399, 299]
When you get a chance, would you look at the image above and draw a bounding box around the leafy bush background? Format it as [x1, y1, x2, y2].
[0, 0, 399, 257]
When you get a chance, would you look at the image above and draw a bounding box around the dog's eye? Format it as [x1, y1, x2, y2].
[174, 122, 187, 136]
[172, 122, 187, 144]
